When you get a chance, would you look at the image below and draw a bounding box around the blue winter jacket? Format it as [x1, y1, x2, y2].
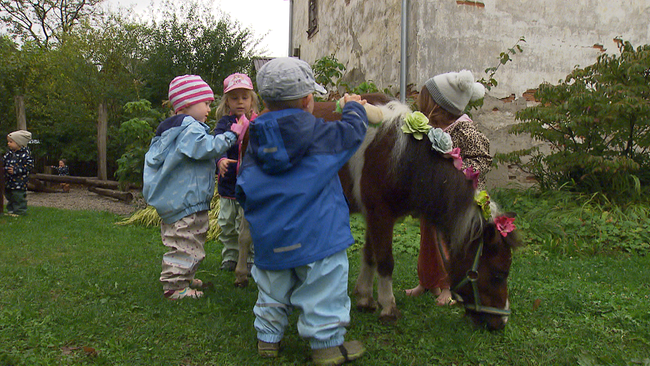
[236, 102, 368, 270]
[143, 114, 237, 224]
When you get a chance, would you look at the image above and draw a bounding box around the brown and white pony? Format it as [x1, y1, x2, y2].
[235, 94, 520, 330]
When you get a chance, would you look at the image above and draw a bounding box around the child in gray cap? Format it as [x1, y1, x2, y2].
[236, 57, 368, 365]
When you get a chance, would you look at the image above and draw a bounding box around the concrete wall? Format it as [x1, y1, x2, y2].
[290, 0, 650, 187]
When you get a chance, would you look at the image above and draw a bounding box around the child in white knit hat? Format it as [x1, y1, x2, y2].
[405, 70, 493, 306]
[4, 130, 34, 216]
[142, 74, 246, 300]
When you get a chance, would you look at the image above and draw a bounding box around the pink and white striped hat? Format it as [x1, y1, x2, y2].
[168, 75, 215, 113]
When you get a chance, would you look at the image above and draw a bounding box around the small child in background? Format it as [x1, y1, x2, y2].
[52, 159, 69, 176]
[51, 159, 70, 192]
[213, 73, 259, 272]
[236, 58, 368, 365]
[3, 130, 34, 216]
[143, 75, 245, 300]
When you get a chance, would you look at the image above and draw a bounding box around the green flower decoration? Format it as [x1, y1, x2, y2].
[401, 111, 432, 140]
[474, 190, 492, 220]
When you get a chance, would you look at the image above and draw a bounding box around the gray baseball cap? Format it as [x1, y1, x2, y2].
[257, 57, 327, 101]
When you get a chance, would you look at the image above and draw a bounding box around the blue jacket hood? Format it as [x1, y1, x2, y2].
[247, 109, 315, 175]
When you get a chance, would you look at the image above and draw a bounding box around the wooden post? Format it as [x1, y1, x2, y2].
[15, 95, 26, 130]
[97, 103, 108, 180]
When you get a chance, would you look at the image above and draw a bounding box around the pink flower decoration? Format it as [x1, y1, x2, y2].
[463, 166, 480, 189]
[494, 216, 516, 237]
[448, 147, 463, 170]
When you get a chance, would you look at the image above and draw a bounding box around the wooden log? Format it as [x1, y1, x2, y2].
[28, 179, 57, 193]
[86, 179, 122, 190]
[31, 173, 87, 184]
[88, 186, 133, 203]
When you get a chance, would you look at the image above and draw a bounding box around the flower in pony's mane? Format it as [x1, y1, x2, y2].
[401, 111, 432, 140]
[463, 166, 480, 189]
[448, 147, 463, 170]
[427, 128, 453, 154]
[494, 215, 516, 237]
[474, 190, 491, 220]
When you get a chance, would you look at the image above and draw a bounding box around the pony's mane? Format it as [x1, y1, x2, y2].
[373, 100, 413, 169]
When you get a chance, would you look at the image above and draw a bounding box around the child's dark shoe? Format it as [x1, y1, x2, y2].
[312, 340, 365, 366]
[220, 260, 237, 271]
[257, 340, 280, 358]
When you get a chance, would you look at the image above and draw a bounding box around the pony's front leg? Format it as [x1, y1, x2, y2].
[366, 212, 400, 321]
[234, 217, 251, 287]
[354, 249, 377, 312]
[377, 275, 398, 322]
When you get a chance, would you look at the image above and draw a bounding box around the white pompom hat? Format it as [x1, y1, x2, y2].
[424, 70, 485, 116]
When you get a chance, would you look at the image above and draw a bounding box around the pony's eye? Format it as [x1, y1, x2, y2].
[491, 271, 509, 284]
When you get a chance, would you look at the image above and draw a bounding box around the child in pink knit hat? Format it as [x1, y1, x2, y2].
[143, 75, 246, 300]
[212, 73, 259, 272]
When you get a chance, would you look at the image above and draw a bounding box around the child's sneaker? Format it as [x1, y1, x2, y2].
[164, 287, 203, 300]
[312, 340, 365, 366]
[257, 340, 280, 358]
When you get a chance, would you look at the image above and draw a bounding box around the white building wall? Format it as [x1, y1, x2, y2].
[290, 0, 650, 187]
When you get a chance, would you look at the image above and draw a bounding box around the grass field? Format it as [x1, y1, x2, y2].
[1, 204, 649, 365]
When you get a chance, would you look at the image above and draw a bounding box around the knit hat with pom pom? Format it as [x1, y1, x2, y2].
[424, 70, 485, 116]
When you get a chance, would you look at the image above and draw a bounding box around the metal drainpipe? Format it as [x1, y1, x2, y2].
[400, 0, 408, 102]
[288, 0, 294, 57]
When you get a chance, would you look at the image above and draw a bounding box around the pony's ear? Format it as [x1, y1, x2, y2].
[482, 222, 499, 254]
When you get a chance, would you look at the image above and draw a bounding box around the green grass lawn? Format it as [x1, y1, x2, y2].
[1, 206, 649, 365]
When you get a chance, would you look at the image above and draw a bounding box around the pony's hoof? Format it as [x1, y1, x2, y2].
[355, 298, 378, 313]
[379, 308, 401, 324]
[234, 276, 249, 288]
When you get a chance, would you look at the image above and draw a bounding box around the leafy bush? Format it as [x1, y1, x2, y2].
[114, 100, 160, 187]
[312, 54, 345, 90]
[496, 40, 650, 202]
[311, 55, 390, 99]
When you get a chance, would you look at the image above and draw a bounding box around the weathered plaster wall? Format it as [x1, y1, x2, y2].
[291, 0, 404, 89]
[290, 0, 650, 187]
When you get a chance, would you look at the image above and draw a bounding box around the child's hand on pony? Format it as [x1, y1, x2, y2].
[337, 93, 384, 125]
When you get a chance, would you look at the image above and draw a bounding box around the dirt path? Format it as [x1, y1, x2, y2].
[23, 186, 142, 216]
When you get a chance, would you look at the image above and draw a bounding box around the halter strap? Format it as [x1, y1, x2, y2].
[445, 239, 512, 317]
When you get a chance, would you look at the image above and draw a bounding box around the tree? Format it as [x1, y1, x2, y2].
[496, 40, 650, 201]
[0, 0, 103, 49]
[139, 0, 257, 105]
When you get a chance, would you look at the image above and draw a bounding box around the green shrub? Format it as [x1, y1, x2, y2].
[114, 100, 161, 187]
[496, 40, 650, 202]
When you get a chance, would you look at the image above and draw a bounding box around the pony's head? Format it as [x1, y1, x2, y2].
[448, 212, 521, 330]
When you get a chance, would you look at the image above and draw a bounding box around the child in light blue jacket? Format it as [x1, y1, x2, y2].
[143, 75, 244, 300]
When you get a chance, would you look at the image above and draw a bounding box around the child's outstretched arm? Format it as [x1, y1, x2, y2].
[178, 123, 242, 160]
